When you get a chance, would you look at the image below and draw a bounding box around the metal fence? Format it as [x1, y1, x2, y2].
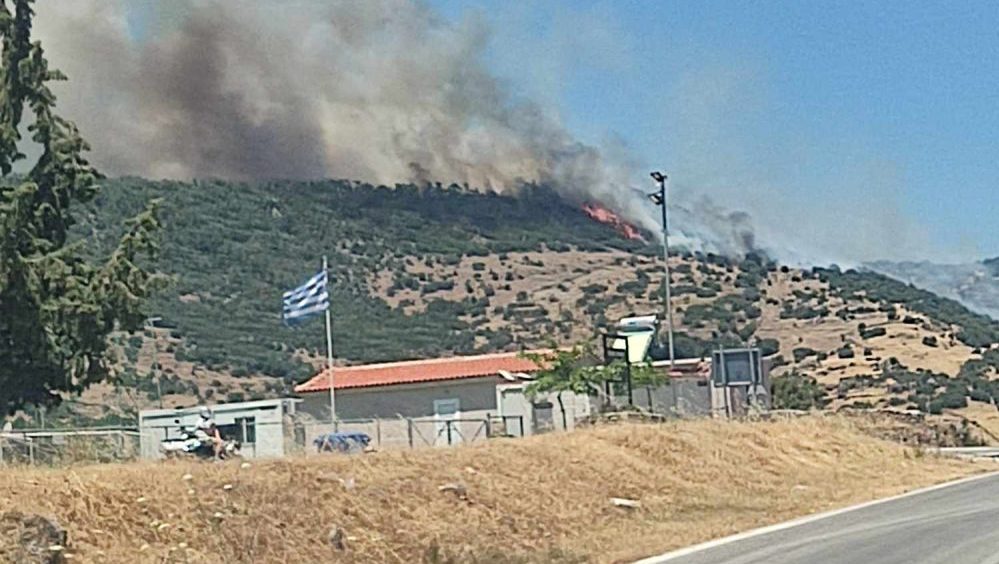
[625, 378, 714, 417]
[0, 427, 140, 466]
[302, 414, 526, 453]
[0, 382, 733, 466]
[0, 414, 527, 465]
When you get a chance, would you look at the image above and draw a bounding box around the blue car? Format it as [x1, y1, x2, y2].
[313, 432, 372, 453]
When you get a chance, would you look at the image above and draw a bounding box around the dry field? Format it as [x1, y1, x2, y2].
[0, 416, 987, 563]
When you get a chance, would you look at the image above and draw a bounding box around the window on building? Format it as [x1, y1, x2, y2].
[532, 401, 554, 433]
[235, 417, 256, 444]
[218, 417, 256, 444]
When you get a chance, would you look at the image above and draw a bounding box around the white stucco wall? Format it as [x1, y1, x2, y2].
[139, 399, 294, 459]
[298, 377, 502, 448]
[297, 376, 594, 448]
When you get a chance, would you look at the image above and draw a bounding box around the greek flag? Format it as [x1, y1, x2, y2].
[282, 269, 329, 324]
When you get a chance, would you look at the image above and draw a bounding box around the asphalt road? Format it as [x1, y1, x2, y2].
[938, 447, 999, 459]
[640, 472, 999, 564]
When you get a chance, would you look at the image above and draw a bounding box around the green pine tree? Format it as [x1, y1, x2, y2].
[0, 0, 161, 413]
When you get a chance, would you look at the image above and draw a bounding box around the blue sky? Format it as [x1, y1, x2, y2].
[430, 1, 999, 261]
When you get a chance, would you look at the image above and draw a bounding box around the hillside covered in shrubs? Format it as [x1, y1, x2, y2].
[78, 178, 651, 382]
[67, 177, 999, 427]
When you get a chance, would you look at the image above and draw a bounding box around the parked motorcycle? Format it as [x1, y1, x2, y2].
[160, 428, 241, 460]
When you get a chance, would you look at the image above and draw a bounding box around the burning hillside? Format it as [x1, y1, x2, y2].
[34, 0, 784, 262]
[582, 203, 644, 241]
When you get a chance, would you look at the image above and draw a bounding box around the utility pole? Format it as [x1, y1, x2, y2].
[648, 172, 676, 369]
[146, 317, 163, 409]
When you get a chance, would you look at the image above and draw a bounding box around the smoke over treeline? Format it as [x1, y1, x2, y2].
[33, 0, 761, 257]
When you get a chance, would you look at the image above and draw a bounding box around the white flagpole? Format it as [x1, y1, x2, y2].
[323, 255, 336, 426]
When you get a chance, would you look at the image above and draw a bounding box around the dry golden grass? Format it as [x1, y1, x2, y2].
[0, 416, 987, 563]
[952, 401, 999, 443]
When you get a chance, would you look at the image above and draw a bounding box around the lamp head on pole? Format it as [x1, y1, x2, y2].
[646, 191, 664, 206]
[650, 171, 666, 183]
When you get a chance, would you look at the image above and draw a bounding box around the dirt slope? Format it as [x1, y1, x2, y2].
[0, 416, 984, 563]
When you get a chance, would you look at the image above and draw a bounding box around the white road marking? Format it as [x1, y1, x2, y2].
[634, 470, 999, 564]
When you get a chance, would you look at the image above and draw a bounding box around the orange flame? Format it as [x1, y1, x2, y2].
[582, 203, 643, 241]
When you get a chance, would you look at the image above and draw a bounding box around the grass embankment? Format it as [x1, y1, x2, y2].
[0, 416, 986, 563]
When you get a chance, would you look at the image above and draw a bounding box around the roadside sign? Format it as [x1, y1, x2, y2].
[711, 347, 762, 386]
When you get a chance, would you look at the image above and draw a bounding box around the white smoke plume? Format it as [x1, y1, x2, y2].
[32, 0, 760, 256]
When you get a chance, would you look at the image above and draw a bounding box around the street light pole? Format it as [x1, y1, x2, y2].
[649, 172, 676, 370]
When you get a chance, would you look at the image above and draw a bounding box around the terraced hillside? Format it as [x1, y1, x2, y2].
[38, 178, 999, 434]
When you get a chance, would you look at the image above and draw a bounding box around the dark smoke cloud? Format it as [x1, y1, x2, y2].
[33, 0, 763, 257]
[136, 13, 329, 179]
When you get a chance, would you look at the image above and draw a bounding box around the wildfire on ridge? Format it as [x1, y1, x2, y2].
[582, 203, 644, 241]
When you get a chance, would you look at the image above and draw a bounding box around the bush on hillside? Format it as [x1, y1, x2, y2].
[421, 280, 455, 294]
[969, 388, 991, 403]
[938, 392, 968, 410]
[695, 287, 719, 298]
[581, 283, 607, 295]
[860, 327, 887, 339]
[780, 304, 829, 320]
[757, 338, 780, 357]
[737, 322, 758, 342]
[773, 372, 828, 410]
[926, 401, 945, 415]
[793, 347, 818, 363]
[847, 401, 874, 409]
[647, 332, 715, 361]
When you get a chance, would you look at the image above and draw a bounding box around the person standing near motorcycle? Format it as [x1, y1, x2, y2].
[194, 407, 224, 460]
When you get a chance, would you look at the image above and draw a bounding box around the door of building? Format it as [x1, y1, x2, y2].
[433, 398, 461, 445]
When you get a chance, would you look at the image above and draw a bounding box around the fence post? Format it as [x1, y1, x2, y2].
[518, 415, 524, 437]
[241, 418, 249, 456]
[407, 418, 413, 449]
[446, 421, 453, 445]
[375, 418, 381, 449]
[484, 416, 491, 439]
